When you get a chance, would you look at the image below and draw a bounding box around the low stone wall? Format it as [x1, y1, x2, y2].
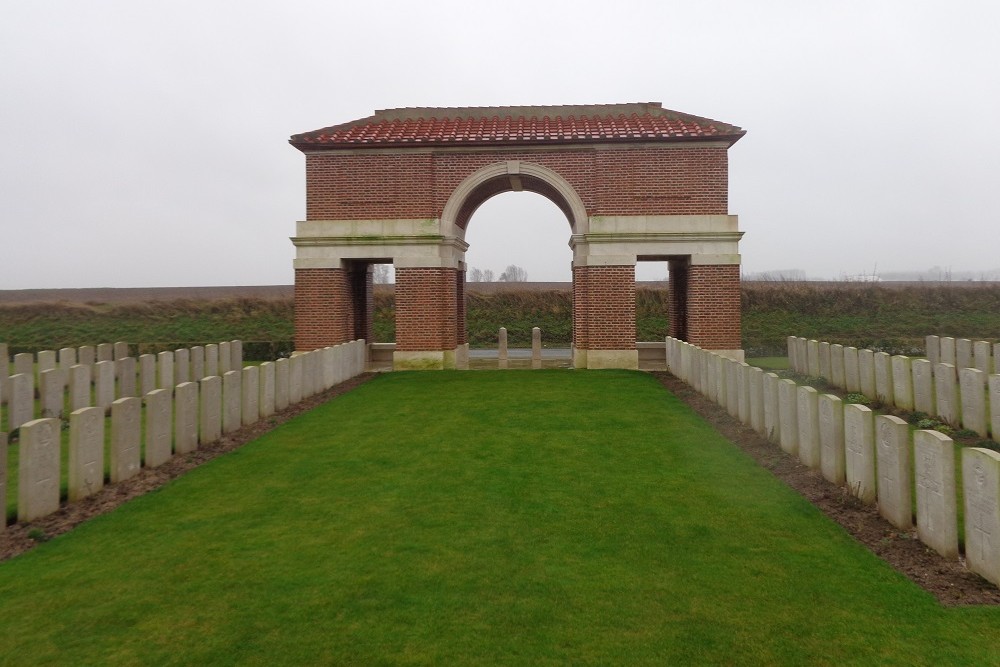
[787, 335, 1000, 440]
[667, 336, 1000, 588]
[1, 339, 366, 530]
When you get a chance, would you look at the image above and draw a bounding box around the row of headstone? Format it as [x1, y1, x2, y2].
[1, 341, 246, 431]
[2, 340, 367, 532]
[667, 337, 1000, 588]
[786, 336, 1000, 440]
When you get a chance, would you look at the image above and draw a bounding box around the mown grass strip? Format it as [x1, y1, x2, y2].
[0, 370, 998, 665]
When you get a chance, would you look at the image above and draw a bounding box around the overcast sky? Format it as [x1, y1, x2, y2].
[2, 1, 998, 288]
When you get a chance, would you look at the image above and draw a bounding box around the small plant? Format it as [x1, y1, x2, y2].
[907, 411, 929, 425]
[27, 529, 50, 543]
[845, 393, 870, 405]
[916, 418, 940, 430]
[955, 428, 980, 438]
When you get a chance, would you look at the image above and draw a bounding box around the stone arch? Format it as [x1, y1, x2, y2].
[440, 160, 589, 242]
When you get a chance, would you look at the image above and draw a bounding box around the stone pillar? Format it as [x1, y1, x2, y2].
[393, 267, 460, 370]
[294, 267, 352, 351]
[914, 430, 958, 559]
[498, 328, 508, 370]
[531, 327, 542, 370]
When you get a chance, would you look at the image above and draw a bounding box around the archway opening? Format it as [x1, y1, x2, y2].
[463, 190, 573, 364]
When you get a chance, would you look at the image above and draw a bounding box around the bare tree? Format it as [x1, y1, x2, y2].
[372, 264, 391, 284]
[482, 269, 495, 282]
[498, 264, 528, 282]
[468, 267, 484, 282]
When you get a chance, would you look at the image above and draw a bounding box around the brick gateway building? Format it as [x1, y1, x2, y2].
[289, 103, 745, 369]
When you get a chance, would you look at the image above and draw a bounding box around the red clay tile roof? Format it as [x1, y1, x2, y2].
[290, 103, 744, 150]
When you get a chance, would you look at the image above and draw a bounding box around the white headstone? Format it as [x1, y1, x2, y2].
[242, 366, 260, 427]
[289, 354, 303, 405]
[37, 350, 57, 381]
[117, 356, 137, 398]
[205, 344, 219, 377]
[174, 348, 190, 385]
[13, 352, 33, 380]
[219, 341, 232, 375]
[0, 432, 6, 532]
[139, 354, 157, 397]
[973, 341, 993, 376]
[736, 363, 750, 424]
[199, 375, 222, 445]
[797, 386, 820, 469]
[275, 357, 290, 411]
[890, 355, 913, 411]
[94, 360, 115, 413]
[934, 363, 960, 427]
[39, 368, 65, 419]
[191, 346, 206, 382]
[174, 382, 198, 454]
[956, 338, 973, 371]
[110, 397, 142, 483]
[818, 342, 831, 380]
[777, 379, 799, 456]
[763, 372, 780, 444]
[914, 429, 958, 559]
[940, 337, 956, 367]
[78, 345, 96, 367]
[875, 415, 912, 530]
[144, 389, 173, 468]
[829, 344, 845, 389]
[748, 366, 765, 435]
[858, 349, 876, 400]
[498, 327, 508, 369]
[962, 447, 1000, 586]
[69, 364, 91, 412]
[157, 351, 174, 391]
[68, 406, 104, 502]
[8, 373, 34, 431]
[818, 394, 845, 485]
[97, 343, 113, 363]
[113, 341, 129, 361]
[911, 359, 936, 416]
[844, 403, 876, 504]
[959, 368, 988, 437]
[844, 347, 860, 394]
[18, 418, 61, 521]
[58, 347, 77, 370]
[230, 340, 243, 371]
[991, 374, 1000, 443]
[807, 340, 820, 377]
[873, 352, 894, 406]
[259, 361, 276, 418]
[926, 335, 940, 366]
[223, 370, 241, 434]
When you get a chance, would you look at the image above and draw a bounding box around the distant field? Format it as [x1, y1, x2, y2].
[2, 281, 999, 356]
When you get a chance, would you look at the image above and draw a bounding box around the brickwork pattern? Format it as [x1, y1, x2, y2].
[686, 264, 741, 350]
[572, 265, 636, 350]
[305, 147, 729, 221]
[294, 268, 352, 350]
[395, 268, 459, 352]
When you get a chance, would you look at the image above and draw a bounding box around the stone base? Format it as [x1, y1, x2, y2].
[393, 350, 456, 371]
[583, 349, 639, 370]
[455, 344, 470, 370]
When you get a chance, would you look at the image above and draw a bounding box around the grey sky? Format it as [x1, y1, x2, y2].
[2, 1, 998, 288]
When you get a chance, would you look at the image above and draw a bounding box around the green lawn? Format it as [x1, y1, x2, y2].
[1, 370, 998, 665]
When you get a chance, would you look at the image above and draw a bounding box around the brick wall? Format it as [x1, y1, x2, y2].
[395, 268, 458, 352]
[305, 146, 729, 220]
[294, 268, 352, 350]
[686, 264, 741, 350]
[573, 265, 636, 351]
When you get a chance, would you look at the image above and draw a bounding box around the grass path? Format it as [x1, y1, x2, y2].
[1, 370, 999, 665]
